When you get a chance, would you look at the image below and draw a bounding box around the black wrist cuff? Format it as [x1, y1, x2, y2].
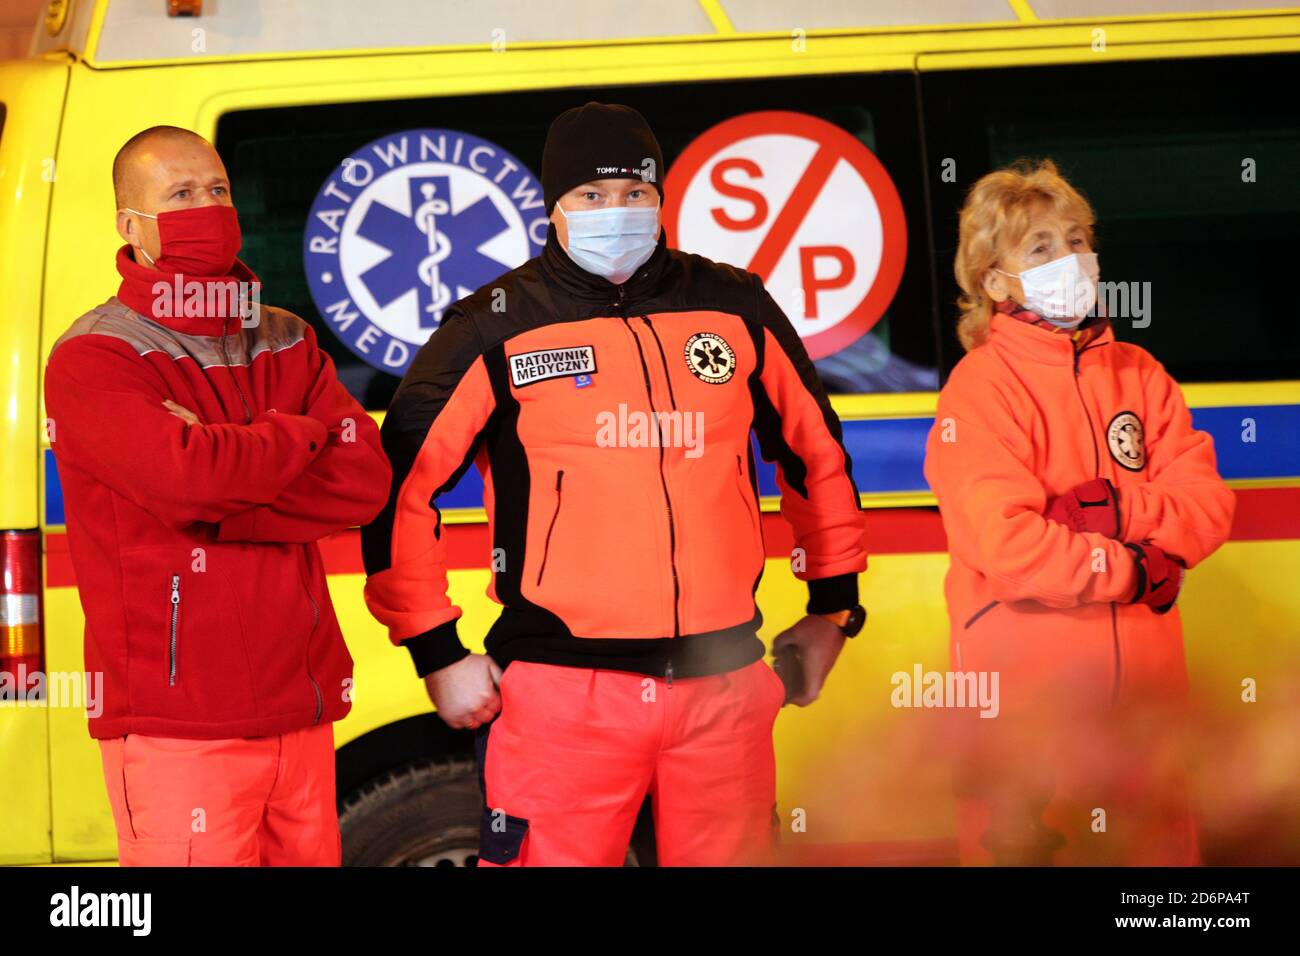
[806, 573, 859, 615]
[402, 620, 470, 678]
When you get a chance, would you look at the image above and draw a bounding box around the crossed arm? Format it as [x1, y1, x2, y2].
[212, 325, 391, 543]
[45, 325, 390, 541]
[923, 358, 1233, 609]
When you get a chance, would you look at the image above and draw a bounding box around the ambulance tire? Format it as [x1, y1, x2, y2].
[338, 757, 646, 866]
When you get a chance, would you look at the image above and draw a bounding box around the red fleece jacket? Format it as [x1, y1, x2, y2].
[45, 251, 390, 738]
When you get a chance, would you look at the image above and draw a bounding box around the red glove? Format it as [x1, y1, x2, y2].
[1125, 542, 1186, 614]
[1044, 478, 1121, 538]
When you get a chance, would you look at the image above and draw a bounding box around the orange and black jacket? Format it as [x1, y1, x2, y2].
[361, 224, 868, 679]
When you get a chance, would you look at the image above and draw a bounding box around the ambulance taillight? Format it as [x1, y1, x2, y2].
[1, 530, 43, 690]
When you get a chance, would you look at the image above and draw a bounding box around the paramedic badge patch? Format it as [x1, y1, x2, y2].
[509, 346, 597, 387]
[684, 332, 736, 384]
[1107, 411, 1146, 471]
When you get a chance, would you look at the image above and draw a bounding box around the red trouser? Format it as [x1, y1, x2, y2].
[98, 723, 340, 867]
[476, 657, 785, 866]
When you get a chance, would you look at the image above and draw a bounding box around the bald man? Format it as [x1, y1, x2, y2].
[44, 126, 391, 866]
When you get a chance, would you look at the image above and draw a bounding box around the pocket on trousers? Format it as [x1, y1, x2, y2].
[759, 659, 786, 713]
[478, 806, 529, 865]
[495, 660, 525, 700]
[117, 834, 192, 867]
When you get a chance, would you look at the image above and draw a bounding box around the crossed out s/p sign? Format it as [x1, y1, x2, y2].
[663, 111, 907, 361]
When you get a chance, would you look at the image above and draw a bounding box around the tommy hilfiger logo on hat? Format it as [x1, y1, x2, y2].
[594, 158, 657, 182]
[542, 103, 665, 213]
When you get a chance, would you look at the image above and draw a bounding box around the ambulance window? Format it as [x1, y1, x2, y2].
[922, 53, 1300, 383]
[216, 73, 938, 409]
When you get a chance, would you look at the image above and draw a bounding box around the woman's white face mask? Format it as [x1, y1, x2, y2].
[557, 200, 660, 285]
[996, 252, 1100, 329]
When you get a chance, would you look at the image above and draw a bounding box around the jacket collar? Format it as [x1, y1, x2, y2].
[538, 221, 672, 312]
[987, 309, 1114, 367]
[115, 244, 260, 336]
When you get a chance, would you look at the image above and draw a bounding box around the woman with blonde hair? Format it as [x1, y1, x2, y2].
[924, 159, 1234, 865]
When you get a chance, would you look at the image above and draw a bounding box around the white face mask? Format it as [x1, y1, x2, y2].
[557, 201, 660, 284]
[996, 252, 1100, 329]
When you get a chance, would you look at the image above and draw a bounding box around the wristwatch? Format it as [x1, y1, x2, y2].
[818, 604, 867, 638]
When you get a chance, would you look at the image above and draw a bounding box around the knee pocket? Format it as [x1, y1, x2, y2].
[478, 807, 529, 865]
[118, 834, 192, 867]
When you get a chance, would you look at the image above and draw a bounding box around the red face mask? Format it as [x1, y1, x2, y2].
[124, 204, 242, 276]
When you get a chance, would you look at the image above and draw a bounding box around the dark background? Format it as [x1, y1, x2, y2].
[215, 53, 1300, 410]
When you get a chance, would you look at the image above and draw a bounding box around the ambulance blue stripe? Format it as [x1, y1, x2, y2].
[45, 450, 64, 526]
[41, 403, 1300, 525]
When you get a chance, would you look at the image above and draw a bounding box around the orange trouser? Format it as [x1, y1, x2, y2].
[949, 697, 1199, 866]
[98, 723, 340, 867]
[475, 657, 785, 867]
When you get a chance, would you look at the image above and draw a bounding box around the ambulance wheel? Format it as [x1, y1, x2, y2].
[339, 758, 482, 866]
[337, 757, 647, 866]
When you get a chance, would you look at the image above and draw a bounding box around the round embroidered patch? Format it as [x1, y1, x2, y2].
[1107, 411, 1146, 471]
[684, 332, 736, 384]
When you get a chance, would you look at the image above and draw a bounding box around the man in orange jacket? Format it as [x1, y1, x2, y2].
[362, 103, 869, 866]
[924, 159, 1234, 865]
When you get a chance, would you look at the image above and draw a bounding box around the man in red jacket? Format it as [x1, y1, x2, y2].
[44, 126, 391, 866]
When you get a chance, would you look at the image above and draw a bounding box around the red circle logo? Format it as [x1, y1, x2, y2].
[664, 111, 907, 361]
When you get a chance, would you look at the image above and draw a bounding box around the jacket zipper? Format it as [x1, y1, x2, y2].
[621, 314, 681, 684]
[1072, 345, 1100, 476]
[306, 585, 323, 724]
[626, 319, 686, 642]
[536, 470, 565, 586]
[643, 319, 678, 412]
[636, 316, 680, 646]
[168, 573, 180, 686]
[298, 551, 324, 725]
[220, 323, 253, 423]
[1109, 602, 1122, 707]
[1074, 340, 1122, 705]
[640, 315, 682, 657]
[612, 286, 678, 684]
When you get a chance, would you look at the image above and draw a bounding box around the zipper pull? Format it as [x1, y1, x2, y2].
[169, 574, 181, 687]
[665, 656, 674, 689]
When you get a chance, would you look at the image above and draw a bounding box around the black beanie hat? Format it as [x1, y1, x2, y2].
[542, 102, 664, 215]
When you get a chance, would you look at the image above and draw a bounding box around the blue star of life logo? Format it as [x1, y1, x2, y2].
[304, 129, 548, 376]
